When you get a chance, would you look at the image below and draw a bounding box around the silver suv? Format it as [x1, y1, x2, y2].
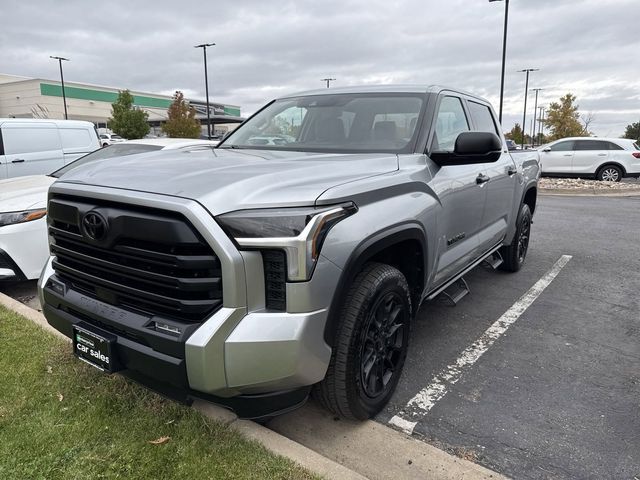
[39, 86, 540, 420]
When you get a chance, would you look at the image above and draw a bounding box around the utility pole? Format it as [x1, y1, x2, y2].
[194, 42, 215, 139]
[531, 88, 543, 146]
[538, 107, 546, 145]
[321, 78, 336, 88]
[519, 68, 539, 149]
[49, 56, 69, 119]
[489, 0, 509, 124]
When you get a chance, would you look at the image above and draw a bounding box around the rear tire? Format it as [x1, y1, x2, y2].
[314, 263, 411, 420]
[499, 203, 532, 272]
[597, 164, 622, 182]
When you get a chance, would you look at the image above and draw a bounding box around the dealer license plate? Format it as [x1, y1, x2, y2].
[72, 323, 117, 372]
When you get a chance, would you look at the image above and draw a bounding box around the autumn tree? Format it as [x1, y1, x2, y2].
[505, 123, 525, 144]
[623, 121, 640, 143]
[109, 90, 150, 139]
[161, 91, 201, 138]
[544, 93, 590, 141]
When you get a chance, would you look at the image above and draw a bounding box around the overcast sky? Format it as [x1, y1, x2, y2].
[2, 0, 638, 136]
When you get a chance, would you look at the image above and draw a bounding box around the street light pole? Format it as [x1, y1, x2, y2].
[49, 56, 69, 120]
[321, 78, 336, 88]
[519, 68, 538, 149]
[531, 88, 542, 146]
[194, 42, 215, 139]
[539, 107, 546, 145]
[489, 0, 509, 124]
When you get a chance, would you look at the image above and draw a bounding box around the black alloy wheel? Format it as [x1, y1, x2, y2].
[359, 292, 407, 399]
[499, 203, 532, 272]
[314, 262, 412, 420]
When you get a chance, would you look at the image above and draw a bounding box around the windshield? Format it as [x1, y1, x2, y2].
[634, 142, 639, 150]
[50, 144, 163, 178]
[220, 93, 425, 154]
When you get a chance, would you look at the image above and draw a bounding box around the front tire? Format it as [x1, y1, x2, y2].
[314, 263, 411, 420]
[499, 203, 532, 272]
[597, 164, 622, 182]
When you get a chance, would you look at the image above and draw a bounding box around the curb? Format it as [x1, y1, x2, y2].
[539, 187, 640, 197]
[0, 291, 366, 480]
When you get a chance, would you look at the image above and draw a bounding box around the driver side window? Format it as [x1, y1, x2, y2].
[432, 96, 470, 151]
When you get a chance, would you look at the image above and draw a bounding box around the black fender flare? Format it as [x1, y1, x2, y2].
[323, 224, 428, 347]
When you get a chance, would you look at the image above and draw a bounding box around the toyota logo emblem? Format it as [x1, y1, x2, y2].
[82, 212, 108, 240]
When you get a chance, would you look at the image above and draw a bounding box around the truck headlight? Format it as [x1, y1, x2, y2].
[217, 203, 357, 281]
[0, 209, 47, 227]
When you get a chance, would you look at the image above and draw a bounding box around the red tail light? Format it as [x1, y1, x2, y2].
[632, 152, 640, 158]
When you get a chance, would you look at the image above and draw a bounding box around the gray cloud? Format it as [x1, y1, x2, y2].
[1, 0, 638, 136]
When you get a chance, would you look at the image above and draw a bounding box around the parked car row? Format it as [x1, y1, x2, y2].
[0, 138, 218, 282]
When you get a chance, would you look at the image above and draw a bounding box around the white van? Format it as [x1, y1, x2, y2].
[0, 119, 100, 179]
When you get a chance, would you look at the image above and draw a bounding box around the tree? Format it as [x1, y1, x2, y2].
[623, 121, 640, 143]
[543, 93, 589, 141]
[505, 123, 524, 144]
[108, 90, 150, 139]
[161, 91, 201, 138]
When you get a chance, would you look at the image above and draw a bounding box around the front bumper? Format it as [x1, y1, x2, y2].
[40, 260, 330, 417]
[0, 216, 49, 281]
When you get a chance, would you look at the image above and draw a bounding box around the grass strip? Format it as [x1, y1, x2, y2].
[0, 305, 317, 479]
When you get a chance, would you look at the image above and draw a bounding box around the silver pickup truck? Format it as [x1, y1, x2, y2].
[39, 85, 540, 420]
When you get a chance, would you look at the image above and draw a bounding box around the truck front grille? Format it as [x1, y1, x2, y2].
[47, 195, 223, 323]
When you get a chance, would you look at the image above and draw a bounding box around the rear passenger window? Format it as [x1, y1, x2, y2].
[606, 142, 623, 151]
[59, 128, 93, 149]
[468, 101, 498, 135]
[549, 141, 573, 151]
[432, 96, 469, 151]
[574, 140, 609, 151]
[2, 127, 62, 155]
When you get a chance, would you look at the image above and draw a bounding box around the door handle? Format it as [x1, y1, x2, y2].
[597, 153, 607, 156]
[476, 173, 491, 185]
[563, 154, 572, 157]
[11, 159, 25, 163]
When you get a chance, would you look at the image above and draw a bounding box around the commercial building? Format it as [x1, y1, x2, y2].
[0, 73, 243, 137]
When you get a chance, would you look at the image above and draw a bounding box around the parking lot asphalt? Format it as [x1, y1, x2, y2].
[378, 194, 640, 479]
[2, 194, 638, 479]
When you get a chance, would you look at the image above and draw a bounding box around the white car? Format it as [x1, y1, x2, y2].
[0, 139, 217, 281]
[539, 137, 640, 181]
[99, 133, 126, 147]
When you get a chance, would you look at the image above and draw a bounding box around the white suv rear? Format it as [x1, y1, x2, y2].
[540, 137, 640, 181]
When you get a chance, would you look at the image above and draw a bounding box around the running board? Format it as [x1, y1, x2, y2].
[425, 244, 503, 302]
[482, 250, 504, 270]
[437, 278, 470, 306]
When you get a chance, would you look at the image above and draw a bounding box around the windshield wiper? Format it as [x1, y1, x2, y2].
[218, 144, 243, 149]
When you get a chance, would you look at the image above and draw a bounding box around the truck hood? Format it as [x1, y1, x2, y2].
[0, 175, 55, 212]
[55, 148, 398, 214]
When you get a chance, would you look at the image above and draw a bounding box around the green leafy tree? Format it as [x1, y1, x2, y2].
[161, 91, 201, 138]
[623, 121, 640, 143]
[108, 90, 150, 139]
[505, 123, 524, 144]
[544, 93, 588, 141]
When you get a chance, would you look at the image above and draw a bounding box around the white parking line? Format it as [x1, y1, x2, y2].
[389, 254, 573, 435]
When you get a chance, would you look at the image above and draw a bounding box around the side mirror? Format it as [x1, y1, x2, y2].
[542, 147, 551, 152]
[431, 132, 503, 165]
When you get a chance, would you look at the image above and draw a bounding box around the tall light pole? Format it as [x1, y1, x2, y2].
[194, 42, 215, 139]
[538, 106, 546, 145]
[519, 68, 539, 149]
[321, 78, 336, 88]
[489, 0, 509, 124]
[49, 56, 69, 119]
[531, 88, 543, 146]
